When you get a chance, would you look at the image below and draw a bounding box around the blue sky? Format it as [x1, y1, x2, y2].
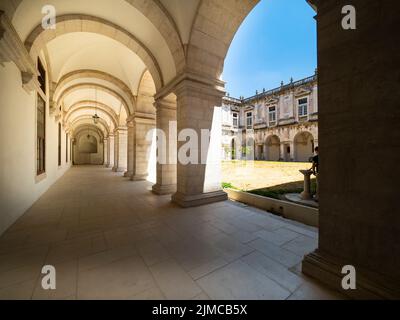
[222, 0, 317, 98]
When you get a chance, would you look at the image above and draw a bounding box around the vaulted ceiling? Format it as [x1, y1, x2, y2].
[1, 0, 259, 138]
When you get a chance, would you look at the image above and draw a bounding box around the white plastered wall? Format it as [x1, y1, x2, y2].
[0, 62, 71, 236]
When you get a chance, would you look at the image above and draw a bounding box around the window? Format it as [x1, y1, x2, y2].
[66, 133, 68, 163]
[37, 95, 46, 175]
[298, 98, 308, 117]
[37, 58, 46, 95]
[246, 112, 253, 129]
[232, 112, 238, 127]
[36, 58, 47, 176]
[269, 106, 276, 125]
[58, 123, 61, 166]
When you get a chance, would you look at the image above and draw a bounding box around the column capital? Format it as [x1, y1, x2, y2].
[154, 96, 176, 111]
[173, 77, 225, 105]
[126, 119, 135, 128]
[154, 69, 225, 101]
[113, 126, 128, 134]
[126, 114, 156, 127]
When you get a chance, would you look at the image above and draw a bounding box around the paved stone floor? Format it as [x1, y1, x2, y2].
[0, 166, 345, 300]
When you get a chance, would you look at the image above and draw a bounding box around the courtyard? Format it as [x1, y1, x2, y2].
[222, 161, 314, 192]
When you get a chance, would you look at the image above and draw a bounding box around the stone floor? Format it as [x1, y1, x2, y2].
[0, 166, 345, 300]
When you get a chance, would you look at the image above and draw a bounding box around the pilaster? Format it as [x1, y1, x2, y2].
[152, 96, 177, 195]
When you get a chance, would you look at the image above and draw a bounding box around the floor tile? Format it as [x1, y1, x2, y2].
[197, 260, 291, 300]
[149, 259, 203, 300]
[0, 166, 345, 300]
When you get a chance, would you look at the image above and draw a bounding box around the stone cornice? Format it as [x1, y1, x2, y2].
[114, 127, 128, 132]
[154, 97, 177, 111]
[126, 112, 156, 123]
[306, 0, 318, 12]
[294, 86, 312, 97]
[154, 68, 225, 101]
[0, 11, 40, 94]
[133, 117, 156, 125]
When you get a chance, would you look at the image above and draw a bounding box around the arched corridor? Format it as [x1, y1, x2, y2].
[0, 165, 344, 300]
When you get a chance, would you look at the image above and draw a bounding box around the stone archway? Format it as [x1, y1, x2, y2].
[24, 14, 164, 90]
[73, 125, 104, 165]
[56, 83, 133, 116]
[294, 131, 314, 162]
[265, 135, 281, 161]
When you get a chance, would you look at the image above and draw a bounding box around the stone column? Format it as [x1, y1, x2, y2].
[302, 0, 400, 299]
[108, 134, 114, 169]
[125, 119, 135, 177]
[289, 141, 295, 161]
[171, 79, 227, 207]
[280, 143, 285, 161]
[131, 117, 156, 181]
[152, 96, 177, 195]
[104, 137, 109, 167]
[112, 127, 128, 172]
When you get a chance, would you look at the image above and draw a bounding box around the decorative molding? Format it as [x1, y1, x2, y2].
[21, 71, 39, 93]
[306, 0, 318, 12]
[126, 112, 156, 123]
[154, 68, 225, 101]
[294, 86, 312, 97]
[0, 11, 39, 93]
[154, 96, 176, 111]
[265, 96, 279, 105]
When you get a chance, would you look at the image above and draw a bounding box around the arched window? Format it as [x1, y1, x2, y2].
[58, 123, 61, 166]
[66, 133, 68, 163]
[36, 95, 46, 175]
[36, 58, 46, 175]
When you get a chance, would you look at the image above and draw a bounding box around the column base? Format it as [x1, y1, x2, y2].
[112, 167, 127, 172]
[302, 250, 400, 299]
[124, 171, 133, 177]
[131, 174, 148, 181]
[152, 184, 177, 195]
[172, 190, 228, 208]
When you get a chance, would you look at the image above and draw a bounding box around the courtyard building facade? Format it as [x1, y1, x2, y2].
[222, 73, 318, 162]
[0, 0, 399, 300]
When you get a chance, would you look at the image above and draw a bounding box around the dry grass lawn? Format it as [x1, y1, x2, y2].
[221, 160, 312, 191]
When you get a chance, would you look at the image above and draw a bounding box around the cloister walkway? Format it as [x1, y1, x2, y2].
[0, 166, 344, 299]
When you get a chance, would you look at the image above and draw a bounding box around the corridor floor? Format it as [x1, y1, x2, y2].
[0, 166, 344, 300]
